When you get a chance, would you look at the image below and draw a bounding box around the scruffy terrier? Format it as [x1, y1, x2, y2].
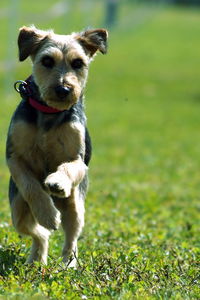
[6, 26, 108, 267]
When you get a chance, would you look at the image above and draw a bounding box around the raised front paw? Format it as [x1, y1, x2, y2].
[44, 172, 72, 198]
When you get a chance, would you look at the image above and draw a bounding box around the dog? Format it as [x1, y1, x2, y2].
[6, 25, 108, 267]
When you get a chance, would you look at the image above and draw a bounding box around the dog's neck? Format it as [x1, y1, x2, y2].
[17, 76, 66, 114]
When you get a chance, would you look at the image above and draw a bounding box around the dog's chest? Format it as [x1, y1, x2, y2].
[11, 120, 85, 176]
[37, 121, 85, 165]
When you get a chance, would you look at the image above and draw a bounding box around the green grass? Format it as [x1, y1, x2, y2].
[0, 1, 200, 299]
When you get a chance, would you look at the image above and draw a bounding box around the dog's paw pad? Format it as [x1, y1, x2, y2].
[47, 182, 65, 197]
[45, 172, 72, 198]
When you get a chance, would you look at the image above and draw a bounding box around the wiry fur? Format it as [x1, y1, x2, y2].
[6, 26, 108, 267]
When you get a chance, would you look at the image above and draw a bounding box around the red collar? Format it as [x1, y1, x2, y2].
[29, 97, 64, 114]
[14, 76, 65, 114]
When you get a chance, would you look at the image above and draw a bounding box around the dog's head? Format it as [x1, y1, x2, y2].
[18, 26, 108, 110]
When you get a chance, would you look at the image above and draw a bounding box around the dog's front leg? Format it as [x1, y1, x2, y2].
[7, 157, 61, 230]
[45, 156, 88, 198]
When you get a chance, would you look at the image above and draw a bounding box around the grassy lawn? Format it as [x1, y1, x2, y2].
[0, 2, 200, 299]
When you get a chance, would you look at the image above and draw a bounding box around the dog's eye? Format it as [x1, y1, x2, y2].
[71, 58, 84, 70]
[41, 56, 55, 68]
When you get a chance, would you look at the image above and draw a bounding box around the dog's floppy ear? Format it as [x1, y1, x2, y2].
[77, 29, 108, 57]
[18, 26, 49, 61]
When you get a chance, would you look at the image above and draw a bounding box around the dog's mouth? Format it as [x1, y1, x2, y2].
[42, 85, 80, 110]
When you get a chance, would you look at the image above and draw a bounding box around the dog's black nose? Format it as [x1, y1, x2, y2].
[55, 86, 72, 98]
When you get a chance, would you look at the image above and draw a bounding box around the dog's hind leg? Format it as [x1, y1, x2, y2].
[59, 188, 85, 268]
[10, 180, 50, 264]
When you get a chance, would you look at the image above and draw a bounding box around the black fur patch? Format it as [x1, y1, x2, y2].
[6, 136, 13, 160]
[84, 128, 92, 166]
[13, 99, 38, 124]
[8, 177, 18, 204]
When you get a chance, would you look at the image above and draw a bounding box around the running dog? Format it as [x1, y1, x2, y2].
[6, 25, 108, 267]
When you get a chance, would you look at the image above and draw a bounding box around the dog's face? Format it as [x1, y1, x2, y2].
[18, 26, 108, 110]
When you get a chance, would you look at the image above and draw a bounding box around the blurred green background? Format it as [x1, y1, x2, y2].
[0, 1, 200, 298]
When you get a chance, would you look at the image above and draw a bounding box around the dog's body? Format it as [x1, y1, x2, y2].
[6, 26, 108, 266]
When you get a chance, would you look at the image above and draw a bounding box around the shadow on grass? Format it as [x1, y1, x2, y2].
[0, 243, 25, 276]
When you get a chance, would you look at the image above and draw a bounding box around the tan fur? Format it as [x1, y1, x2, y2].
[10, 120, 85, 173]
